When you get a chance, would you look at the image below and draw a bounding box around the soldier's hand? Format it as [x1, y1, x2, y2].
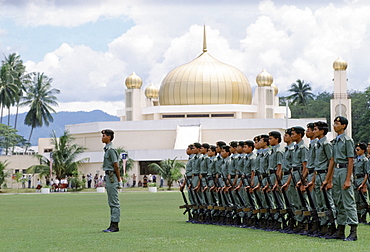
[281, 183, 287, 191]
[361, 186, 367, 194]
[343, 180, 351, 190]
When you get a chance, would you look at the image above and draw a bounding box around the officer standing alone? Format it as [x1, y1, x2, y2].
[101, 129, 123, 233]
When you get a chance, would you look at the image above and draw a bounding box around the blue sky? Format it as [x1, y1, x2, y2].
[0, 0, 369, 115]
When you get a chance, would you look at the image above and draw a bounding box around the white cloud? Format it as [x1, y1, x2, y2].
[4, 0, 370, 115]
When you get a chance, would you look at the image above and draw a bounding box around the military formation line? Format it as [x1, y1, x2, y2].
[179, 116, 369, 242]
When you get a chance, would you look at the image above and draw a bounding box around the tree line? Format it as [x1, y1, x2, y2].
[280, 79, 370, 144]
[0, 53, 59, 153]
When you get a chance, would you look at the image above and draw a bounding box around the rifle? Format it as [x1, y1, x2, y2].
[354, 177, 370, 217]
[298, 169, 320, 232]
[257, 173, 275, 227]
[317, 173, 336, 226]
[200, 175, 213, 223]
[266, 171, 287, 228]
[185, 175, 204, 220]
[290, 169, 311, 219]
[275, 172, 296, 229]
[179, 176, 193, 221]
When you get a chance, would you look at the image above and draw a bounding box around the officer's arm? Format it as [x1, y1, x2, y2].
[113, 162, 121, 182]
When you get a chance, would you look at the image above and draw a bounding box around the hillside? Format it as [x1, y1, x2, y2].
[2, 110, 120, 145]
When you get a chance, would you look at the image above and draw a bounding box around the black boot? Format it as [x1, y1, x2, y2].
[102, 222, 113, 232]
[343, 225, 357, 241]
[326, 225, 345, 239]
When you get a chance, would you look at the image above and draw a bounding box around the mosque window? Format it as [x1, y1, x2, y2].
[211, 114, 234, 118]
[187, 114, 209, 118]
[162, 115, 185, 118]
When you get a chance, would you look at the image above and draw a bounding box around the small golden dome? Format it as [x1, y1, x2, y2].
[271, 83, 278, 96]
[256, 69, 273, 86]
[145, 83, 159, 98]
[333, 57, 347, 71]
[125, 72, 142, 89]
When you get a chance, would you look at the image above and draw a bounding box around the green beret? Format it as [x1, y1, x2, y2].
[334, 116, 348, 125]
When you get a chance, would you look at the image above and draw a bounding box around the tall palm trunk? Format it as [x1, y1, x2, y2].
[25, 126, 34, 153]
[0, 105, 3, 124]
[14, 102, 19, 129]
[7, 108, 10, 126]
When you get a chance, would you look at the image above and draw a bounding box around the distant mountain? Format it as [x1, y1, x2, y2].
[2, 110, 119, 145]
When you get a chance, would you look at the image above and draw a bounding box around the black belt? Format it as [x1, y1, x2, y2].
[336, 163, 348, 168]
[105, 170, 114, 175]
[292, 167, 301, 171]
[229, 175, 236, 179]
[201, 173, 207, 177]
[308, 169, 315, 174]
[283, 171, 290, 175]
[193, 173, 199, 176]
[315, 170, 327, 174]
[254, 171, 260, 176]
[269, 170, 276, 174]
[261, 173, 268, 178]
[186, 176, 192, 179]
[355, 174, 364, 179]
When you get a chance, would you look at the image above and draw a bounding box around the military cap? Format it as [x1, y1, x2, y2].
[216, 141, 226, 147]
[193, 142, 202, 149]
[356, 142, 367, 151]
[238, 141, 245, 147]
[306, 122, 315, 130]
[291, 126, 305, 134]
[244, 140, 255, 147]
[314, 121, 328, 128]
[209, 145, 217, 152]
[253, 135, 261, 142]
[285, 128, 292, 135]
[229, 141, 238, 147]
[269, 131, 281, 139]
[201, 143, 210, 149]
[334, 116, 348, 125]
[101, 129, 114, 135]
[221, 145, 231, 152]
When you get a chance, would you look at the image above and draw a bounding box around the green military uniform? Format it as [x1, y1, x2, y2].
[353, 154, 368, 220]
[192, 153, 204, 205]
[291, 139, 308, 223]
[103, 142, 120, 223]
[185, 154, 195, 205]
[307, 139, 318, 207]
[332, 133, 358, 226]
[199, 154, 210, 205]
[314, 136, 336, 228]
[258, 148, 272, 222]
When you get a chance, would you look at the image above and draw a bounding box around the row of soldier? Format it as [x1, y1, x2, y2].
[179, 116, 367, 241]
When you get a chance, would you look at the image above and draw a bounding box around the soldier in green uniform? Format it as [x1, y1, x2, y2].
[220, 145, 233, 223]
[268, 131, 284, 230]
[205, 145, 217, 221]
[195, 143, 210, 206]
[251, 135, 263, 227]
[306, 123, 318, 208]
[353, 142, 368, 224]
[101, 129, 123, 233]
[281, 128, 296, 233]
[241, 140, 257, 226]
[192, 142, 204, 211]
[312, 121, 336, 238]
[325, 116, 358, 241]
[214, 141, 227, 223]
[180, 144, 196, 221]
[290, 126, 308, 233]
[257, 135, 272, 229]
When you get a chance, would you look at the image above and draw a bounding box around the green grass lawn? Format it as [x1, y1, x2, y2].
[1, 191, 369, 252]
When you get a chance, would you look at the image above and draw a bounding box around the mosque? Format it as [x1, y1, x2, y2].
[1, 26, 351, 188]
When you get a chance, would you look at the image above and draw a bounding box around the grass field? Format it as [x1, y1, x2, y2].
[1, 191, 369, 252]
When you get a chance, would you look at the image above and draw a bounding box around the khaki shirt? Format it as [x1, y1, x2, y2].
[268, 144, 284, 171]
[314, 136, 332, 171]
[103, 142, 119, 171]
[291, 140, 308, 168]
[282, 142, 295, 172]
[332, 133, 354, 164]
[307, 139, 318, 169]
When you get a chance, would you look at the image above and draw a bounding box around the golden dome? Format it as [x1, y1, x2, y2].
[256, 69, 273, 86]
[159, 26, 252, 105]
[145, 83, 159, 98]
[333, 57, 347, 71]
[125, 72, 142, 89]
[271, 83, 278, 96]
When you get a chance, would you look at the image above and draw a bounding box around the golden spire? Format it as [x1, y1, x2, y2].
[203, 25, 207, 52]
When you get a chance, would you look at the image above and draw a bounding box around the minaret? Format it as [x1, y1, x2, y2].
[253, 70, 275, 118]
[125, 72, 143, 121]
[330, 57, 352, 136]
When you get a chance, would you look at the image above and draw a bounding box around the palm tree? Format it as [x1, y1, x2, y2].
[148, 158, 184, 190]
[287, 79, 315, 106]
[0, 64, 19, 124]
[0, 160, 10, 189]
[27, 130, 87, 179]
[2, 53, 27, 128]
[21, 72, 60, 144]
